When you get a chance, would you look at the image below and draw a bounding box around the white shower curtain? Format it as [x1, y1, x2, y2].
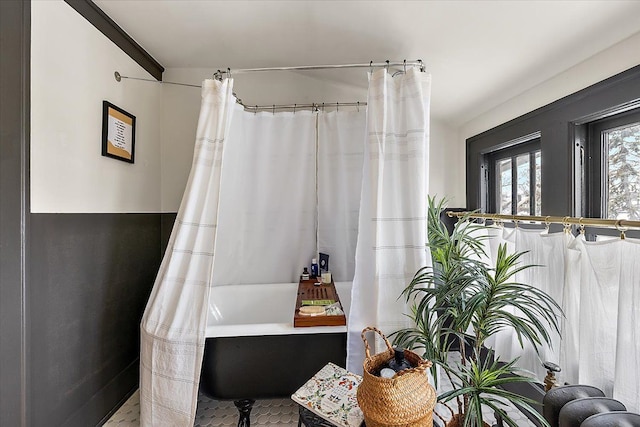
[318, 110, 366, 282]
[212, 109, 317, 285]
[347, 68, 431, 374]
[140, 79, 234, 425]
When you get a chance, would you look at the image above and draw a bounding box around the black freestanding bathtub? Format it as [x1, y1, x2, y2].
[199, 282, 351, 426]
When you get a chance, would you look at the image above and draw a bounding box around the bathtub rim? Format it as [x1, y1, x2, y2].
[205, 281, 352, 338]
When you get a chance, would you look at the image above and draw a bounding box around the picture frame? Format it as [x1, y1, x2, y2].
[101, 101, 136, 163]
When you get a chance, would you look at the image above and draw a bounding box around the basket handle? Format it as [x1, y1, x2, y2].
[361, 326, 393, 359]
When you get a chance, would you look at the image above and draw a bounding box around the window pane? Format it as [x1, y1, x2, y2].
[516, 154, 530, 215]
[498, 158, 512, 214]
[535, 151, 542, 216]
[606, 122, 640, 220]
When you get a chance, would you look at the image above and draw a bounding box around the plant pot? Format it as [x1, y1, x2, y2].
[445, 413, 490, 427]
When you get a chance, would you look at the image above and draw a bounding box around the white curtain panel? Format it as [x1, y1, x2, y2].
[317, 110, 366, 282]
[614, 238, 640, 412]
[212, 110, 317, 285]
[347, 68, 431, 374]
[509, 228, 569, 380]
[140, 79, 235, 425]
[482, 226, 518, 360]
[563, 236, 640, 412]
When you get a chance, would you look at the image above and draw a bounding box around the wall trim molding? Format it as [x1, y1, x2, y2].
[0, 0, 30, 425]
[63, 0, 164, 80]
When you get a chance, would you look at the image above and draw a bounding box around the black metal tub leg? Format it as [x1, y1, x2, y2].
[234, 399, 256, 427]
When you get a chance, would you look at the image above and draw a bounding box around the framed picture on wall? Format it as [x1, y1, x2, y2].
[101, 101, 136, 163]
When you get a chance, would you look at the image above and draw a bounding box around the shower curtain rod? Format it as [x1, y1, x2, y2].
[212, 60, 425, 78]
[446, 211, 640, 230]
[235, 100, 366, 112]
[114, 72, 367, 112]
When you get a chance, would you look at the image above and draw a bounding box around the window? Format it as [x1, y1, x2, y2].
[587, 109, 640, 220]
[466, 66, 640, 217]
[487, 139, 541, 215]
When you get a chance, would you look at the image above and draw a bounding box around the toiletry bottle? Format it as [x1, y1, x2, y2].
[301, 267, 310, 281]
[310, 258, 319, 279]
[388, 348, 412, 372]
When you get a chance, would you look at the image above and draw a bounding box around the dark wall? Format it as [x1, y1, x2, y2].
[1, 1, 166, 426]
[29, 214, 161, 426]
[161, 213, 178, 254]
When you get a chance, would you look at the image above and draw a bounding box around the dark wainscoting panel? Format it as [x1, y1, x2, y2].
[160, 212, 177, 256]
[29, 213, 161, 426]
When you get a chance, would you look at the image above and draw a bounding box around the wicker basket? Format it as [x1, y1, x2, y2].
[356, 327, 437, 427]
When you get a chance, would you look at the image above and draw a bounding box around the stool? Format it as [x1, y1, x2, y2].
[298, 405, 342, 427]
[292, 363, 364, 427]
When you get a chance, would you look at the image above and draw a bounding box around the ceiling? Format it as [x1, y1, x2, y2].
[94, 0, 640, 126]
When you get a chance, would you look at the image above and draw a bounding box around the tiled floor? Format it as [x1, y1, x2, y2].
[104, 391, 300, 427]
[105, 358, 536, 427]
[105, 388, 535, 426]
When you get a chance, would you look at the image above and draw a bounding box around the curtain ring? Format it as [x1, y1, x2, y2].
[369, 60, 373, 74]
[385, 59, 390, 71]
[322, 102, 325, 112]
[544, 215, 551, 231]
[615, 220, 628, 240]
[293, 104, 296, 114]
[403, 59, 407, 74]
[356, 101, 360, 112]
[579, 217, 585, 235]
[562, 216, 571, 234]
[272, 104, 275, 115]
[254, 105, 258, 115]
[336, 102, 339, 112]
[227, 67, 231, 78]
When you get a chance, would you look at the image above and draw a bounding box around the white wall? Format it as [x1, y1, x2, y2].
[430, 119, 464, 207]
[31, 0, 162, 213]
[160, 67, 458, 211]
[460, 31, 640, 143]
[448, 31, 640, 208]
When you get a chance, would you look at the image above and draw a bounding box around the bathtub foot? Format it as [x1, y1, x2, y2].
[233, 399, 256, 427]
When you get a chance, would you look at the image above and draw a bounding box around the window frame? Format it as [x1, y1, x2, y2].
[487, 138, 541, 215]
[586, 108, 640, 219]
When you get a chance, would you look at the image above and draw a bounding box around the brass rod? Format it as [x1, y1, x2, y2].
[445, 212, 640, 230]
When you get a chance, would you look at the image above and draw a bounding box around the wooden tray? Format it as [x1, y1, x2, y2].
[294, 278, 347, 327]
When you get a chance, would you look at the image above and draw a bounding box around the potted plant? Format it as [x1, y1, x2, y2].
[392, 197, 562, 427]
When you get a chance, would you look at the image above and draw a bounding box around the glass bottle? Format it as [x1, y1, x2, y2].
[310, 258, 319, 278]
[388, 348, 412, 372]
